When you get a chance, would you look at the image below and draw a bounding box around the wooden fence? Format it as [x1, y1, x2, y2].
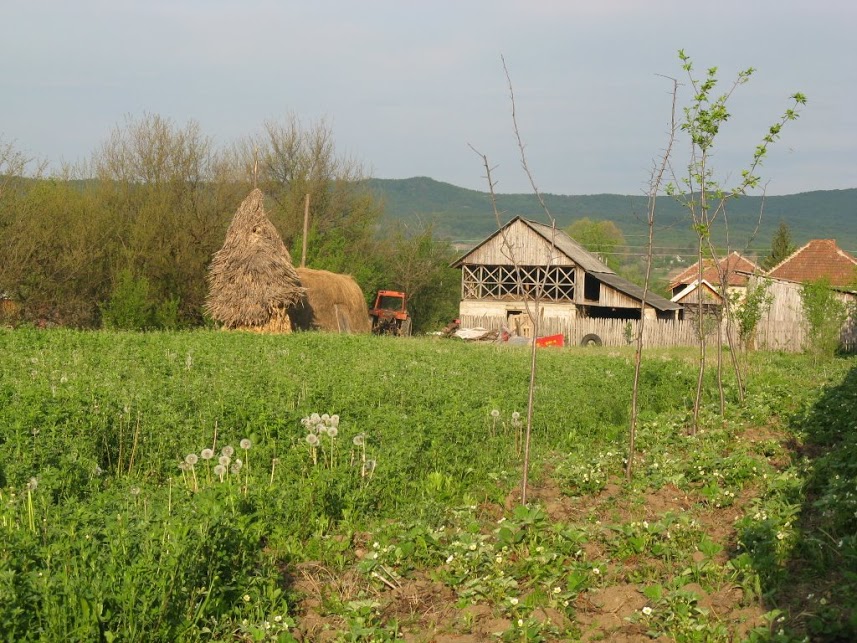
[460, 311, 854, 352]
[459, 315, 718, 349]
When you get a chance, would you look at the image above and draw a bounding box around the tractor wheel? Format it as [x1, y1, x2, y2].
[580, 333, 603, 347]
[399, 318, 412, 337]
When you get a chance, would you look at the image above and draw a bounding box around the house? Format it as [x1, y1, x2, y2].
[669, 251, 762, 299]
[767, 239, 857, 287]
[670, 279, 724, 320]
[451, 217, 680, 333]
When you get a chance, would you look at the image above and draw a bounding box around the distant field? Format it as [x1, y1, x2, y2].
[1, 329, 855, 640]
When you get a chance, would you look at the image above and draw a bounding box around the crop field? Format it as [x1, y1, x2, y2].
[1, 329, 856, 642]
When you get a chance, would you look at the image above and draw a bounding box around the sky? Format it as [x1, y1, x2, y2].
[2, 0, 855, 196]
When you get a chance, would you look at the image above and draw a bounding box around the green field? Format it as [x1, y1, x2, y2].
[1, 329, 856, 641]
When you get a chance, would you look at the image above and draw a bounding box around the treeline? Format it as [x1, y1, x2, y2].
[0, 115, 461, 331]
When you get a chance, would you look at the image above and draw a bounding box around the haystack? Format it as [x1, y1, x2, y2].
[205, 189, 305, 332]
[291, 267, 371, 333]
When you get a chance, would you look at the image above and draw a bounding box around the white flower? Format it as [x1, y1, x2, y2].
[642, 606, 653, 616]
[592, 567, 601, 575]
[509, 597, 519, 605]
[243, 594, 251, 602]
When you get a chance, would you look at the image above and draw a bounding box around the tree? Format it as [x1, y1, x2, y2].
[801, 278, 847, 359]
[92, 113, 240, 326]
[236, 115, 383, 273]
[379, 222, 461, 331]
[564, 218, 627, 271]
[666, 51, 806, 431]
[762, 221, 796, 270]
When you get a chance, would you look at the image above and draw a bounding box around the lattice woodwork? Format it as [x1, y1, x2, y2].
[461, 264, 575, 301]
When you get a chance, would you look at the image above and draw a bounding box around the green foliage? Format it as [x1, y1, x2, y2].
[564, 218, 627, 271]
[1, 329, 855, 639]
[800, 278, 848, 358]
[99, 269, 156, 330]
[763, 221, 797, 270]
[734, 278, 774, 350]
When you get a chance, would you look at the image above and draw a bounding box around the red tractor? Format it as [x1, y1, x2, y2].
[369, 290, 411, 336]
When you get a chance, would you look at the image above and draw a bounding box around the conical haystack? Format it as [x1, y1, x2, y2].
[291, 267, 372, 333]
[205, 189, 305, 331]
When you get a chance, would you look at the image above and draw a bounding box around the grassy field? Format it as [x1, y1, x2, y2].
[1, 329, 855, 641]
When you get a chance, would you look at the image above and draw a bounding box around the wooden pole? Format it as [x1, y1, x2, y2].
[301, 193, 310, 268]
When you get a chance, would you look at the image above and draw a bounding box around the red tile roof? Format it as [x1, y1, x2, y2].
[767, 239, 857, 287]
[669, 252, 761, 289]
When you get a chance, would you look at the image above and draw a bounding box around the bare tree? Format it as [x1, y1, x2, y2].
[471, 56, 560, 505]
[627, 76, 679, 480]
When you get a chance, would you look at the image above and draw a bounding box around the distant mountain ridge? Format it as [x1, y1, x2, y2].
[368, 176, 857, 253]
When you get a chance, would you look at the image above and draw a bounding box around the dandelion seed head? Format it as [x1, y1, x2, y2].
[219, 455, 231, 466]
[327, 426, 338, 438]
[512, 411, 521, 420]
[321, 413, 330, 422]
[213, 464, 226, 477]
[130, 486, 141, 496]
[310, 413, 320, 423]
[353, 434, 365, 447]
[26, 477, 38, 491]
[365, 459, 377, 472]
[230, 463, 242, 475]
[178, 462, 189, 471]
[330, 414, 340, 427]
[240, 438, 252, 450]
[306, 433, 319, 446]
[490, 409, 500, 418]
[201, 448, 214, 460]
[221, 445, 234, 458]
[185, 453, 198, 466]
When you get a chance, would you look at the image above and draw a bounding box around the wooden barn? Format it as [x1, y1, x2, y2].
[451, 217, 680, 337]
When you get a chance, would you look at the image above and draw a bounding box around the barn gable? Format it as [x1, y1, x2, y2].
[452, 217, 678, 322]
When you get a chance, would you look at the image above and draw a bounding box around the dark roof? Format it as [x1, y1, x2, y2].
[768, 239, 857, 287]
[595, 272, 681, 311]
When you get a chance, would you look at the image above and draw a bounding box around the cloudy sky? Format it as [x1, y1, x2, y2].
[3, 0, 855, 196]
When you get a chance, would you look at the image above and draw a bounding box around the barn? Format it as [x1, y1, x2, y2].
[451, 217, 680, 338]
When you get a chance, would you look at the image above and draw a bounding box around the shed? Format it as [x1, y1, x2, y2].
[669, 251, 761, 299]
[451, 217, 680, 330]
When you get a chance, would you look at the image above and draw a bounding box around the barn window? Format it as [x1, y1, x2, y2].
[584, 274, 601, 301]
[461, 265, 575, 301]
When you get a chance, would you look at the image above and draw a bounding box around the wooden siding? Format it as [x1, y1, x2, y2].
[460, 219, 575, 267]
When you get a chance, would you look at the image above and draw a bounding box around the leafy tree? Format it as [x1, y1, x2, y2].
[565, 218, 627, 271]
[92, 113, 241, 326]
[379, 223, 461, 332]
[666, 51, 806, 430]
[762, 221, 796, 270]
[734, 278, 773, 350]
[800, 278, 847, 359]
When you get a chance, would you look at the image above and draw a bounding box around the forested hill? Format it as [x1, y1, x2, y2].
[368, 176, 857, 251]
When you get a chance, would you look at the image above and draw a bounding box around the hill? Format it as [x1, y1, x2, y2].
[368, 177, 857, 255]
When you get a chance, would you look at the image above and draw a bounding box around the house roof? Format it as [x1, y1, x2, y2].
[452, 216, 680, 312]
[669, 251, 761, 289]
[767, 239, 857, 287]
[670, 279, 724, 305]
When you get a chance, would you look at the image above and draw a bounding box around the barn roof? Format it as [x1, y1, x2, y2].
[452, 216, 680, 312]
[767, 239, 857, 287]
[669, 251, 761, 289]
